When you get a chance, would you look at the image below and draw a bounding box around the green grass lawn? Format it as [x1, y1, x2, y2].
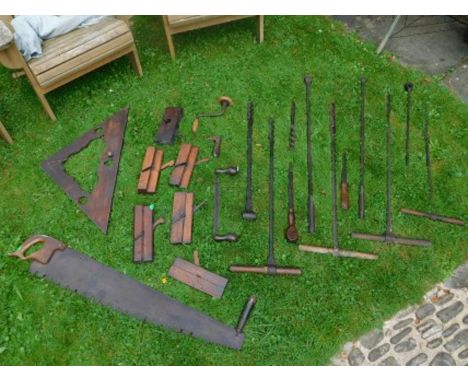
[0, 16, 467, 365]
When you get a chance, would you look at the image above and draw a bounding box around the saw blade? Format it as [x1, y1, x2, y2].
[30, 248, 243, 349]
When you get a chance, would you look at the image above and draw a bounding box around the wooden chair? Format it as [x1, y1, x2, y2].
[162, 15, 264, 59]
[0, 16, 142, 121]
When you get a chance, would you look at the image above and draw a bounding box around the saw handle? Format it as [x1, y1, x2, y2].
[236, 295, 256, 335]
[10, 235, 65, 264]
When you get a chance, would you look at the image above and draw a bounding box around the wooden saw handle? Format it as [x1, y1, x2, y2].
[10, 235, 65, 264]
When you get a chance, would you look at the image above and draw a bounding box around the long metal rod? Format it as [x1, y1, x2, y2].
[213, 173, 220, 235]
[289, 100, 296, 150]
[404, 82, 414, 166]
[304, 75, 316, 233]
[285, 162, 299, 243]
[330, 104, 339, 249]
[242, 102, 256, 220]
[423, 105, 433, 200]
[352, 94, 431, 248]
[358, 77, 366, 219]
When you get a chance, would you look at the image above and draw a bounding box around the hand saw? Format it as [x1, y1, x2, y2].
[11, 235, 248, 350]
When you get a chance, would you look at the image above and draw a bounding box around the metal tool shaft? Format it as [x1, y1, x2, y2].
[268, 118, 276, 267]
[341, 152, 349, 210]
[304, 75, 315, 233]
[243, 102, 256, 220]
[386, 93, 393, 236]
[358, 77, 366, 219]
[423, 105, 433, 200]
[213, 172, 239, 242]
[289, 100, 296, 150]
[285, 162, 299, 243]
[404, 82, 414, 166]
[330, 104, 339, 249]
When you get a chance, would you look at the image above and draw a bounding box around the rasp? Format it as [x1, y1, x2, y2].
[11, 235, 245, 350]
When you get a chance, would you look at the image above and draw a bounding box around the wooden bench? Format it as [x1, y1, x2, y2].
[163, 15, 264, 59]
[0, 16, 142, 121]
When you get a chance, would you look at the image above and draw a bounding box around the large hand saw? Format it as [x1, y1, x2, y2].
[11, 235, 255, 350]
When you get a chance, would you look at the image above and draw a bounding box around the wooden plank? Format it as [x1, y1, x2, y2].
[179, 146, 199, 189]
[169, 143, 192, 186]
[30, 22, 129, 75]
[32, 18, 125, 65]
[147, 149, 164, 194]
[137, 147, 156, 193]
[170, 192, 186, 244]
[142, 206, 153, 262]
[182, 192, 193, 244]
[133, 205, 143, 262]
[167, 15, 253, 33]
[36, 33, 133, 87]
[169, 257, 227, 298]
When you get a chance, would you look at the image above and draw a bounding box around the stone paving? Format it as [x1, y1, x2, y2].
[333, 16, 468, 103]
[331, 264, 468, 366]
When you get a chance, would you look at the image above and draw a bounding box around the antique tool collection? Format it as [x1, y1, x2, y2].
[352, 95, 431, 247]
[13, 75, 463, 352]
[299, 104, 377, 261]
[42, 107, 128, 233]
[229, 119, 302, 276]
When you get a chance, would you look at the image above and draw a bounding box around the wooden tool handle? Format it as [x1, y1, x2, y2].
[10, 235, 65, 264]
[229, 265, 267, 274]
[236, 295, 256, 335]
[285, 211, 299, 243]
[191, 118, 200, 133]
[341, 182, 349, 210]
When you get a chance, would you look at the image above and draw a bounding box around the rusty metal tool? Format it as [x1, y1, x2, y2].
[236, 295, 256, 335]
[208, 136, 222, 158]
[304, 75, 316, 233]
[285, 162, 299, 243]
[352, 95, 431, 247]
[400, 208, 465, 226]
[169, 250, 228, 299]
[137, 147, 174, 194]
[230, 119, 302, 275]
[299, 104, 378, 260]
[404, 82, 414, 166]
[213, 171, 239, 242]
[289, 100, 296, 150]
[242, 101, 257, 221]
[42, 108, 128, 234]
[358, 77, 366, 219]
[422, 105, 433, 200]
[169, 143, 199, 188]
[215, 166, 239, 175]
[192, 96, 233, 133]
[11, 235, 248, 350]
[341, 152, 349, 210]
[155, 107, 183, 145]
[171, 192, 194, 244]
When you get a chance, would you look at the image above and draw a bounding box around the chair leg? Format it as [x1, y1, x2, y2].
[129, 46, 143, 76]
[35, 90, 57, 121]
[0, 121, 13, 144]
[162, 17, 176, 59]
[257, 16, 264, 43]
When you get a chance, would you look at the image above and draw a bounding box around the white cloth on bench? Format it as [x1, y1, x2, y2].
[12, 15, 108, 61]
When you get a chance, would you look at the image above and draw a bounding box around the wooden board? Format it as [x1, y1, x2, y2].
[133, 205, 153, 263]
[169, 257, 227, 298]
[182, 192, 193, 243]
[170, 143, 192, 186]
